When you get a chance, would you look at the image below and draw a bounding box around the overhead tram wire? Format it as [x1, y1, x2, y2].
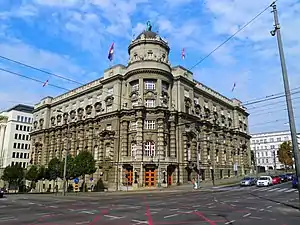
[189, 0, 277, 71]
[0, 55, 84, 85]
[0, 67, 70, 91]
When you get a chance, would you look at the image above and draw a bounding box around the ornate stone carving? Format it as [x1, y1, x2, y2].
[85, 105, 92, 115]
[39, 118, 44, 129]
[104, 96, 114, 106]
[33, 121, 38, 129]
[184, 96, 192, 108]
[50, 116, 55, 126]
[195, 104, 201, 115]
[94, 102, 103, 112]
[129, 90, 139, 102]
[70, 110, 76, 119]
[77, 108, 84, 120]
[57, 114, 62, 123]
[144, 90, 157, 100]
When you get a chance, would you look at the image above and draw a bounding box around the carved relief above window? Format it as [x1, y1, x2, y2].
[144, 90, 157, 100]
[195, 104, 201, 115]
[129, 90, 139, 102]
[160, 94, 169, 107]
[70, 110, 76, 119]
[56, 114, 62, 123]
[94, 102, 103, 112]
[184, 96, 192, 108]
[204, 107, 210, 119]
[104, 95, 114, 106]
[39, 118, 44, 129]
[85, 105, 92, 115]
[33, 121, 38, 129]
[77, 108, 84, 120]
[63, 113, 68, 123]
[50, 116, 55, 126]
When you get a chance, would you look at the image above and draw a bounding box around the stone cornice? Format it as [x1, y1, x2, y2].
[128, 39, 170, 54]
[124, 68, 173, 80]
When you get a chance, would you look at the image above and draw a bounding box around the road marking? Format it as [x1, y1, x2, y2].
[49, 205, 58, 208]
[225, 220, 235, 224]
[266, 206, 272, 209]
[278, 188, 288, 192]
[259, 209, 264, 211]
[81, 211, 95, 214]
[192, 205, 201, 208]
[104, 215, 124, 220]
[250, 216, 262, 219]
[35, 213, 52, 216]
[243, 213, 251, 217]
[208, 206, 216, 208]
[76, 221, 90, 224]
[0, 217, 17, 222]
[132, 219, 148, 224]
[164, 214, 178, 218]
[285, 189, 295, 193]
[230, 204, 236, 207]
[170, 208, 179, 211]
[246, 207, 257, 210]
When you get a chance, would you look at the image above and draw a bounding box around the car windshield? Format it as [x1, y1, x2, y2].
[243, 177, 251, 180]
[258, 177, 268, 180]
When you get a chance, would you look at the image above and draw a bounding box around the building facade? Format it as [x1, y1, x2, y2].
[30, 24, 251, 190]
[0, 104, 33, 169]
[250, 130, 298, 171]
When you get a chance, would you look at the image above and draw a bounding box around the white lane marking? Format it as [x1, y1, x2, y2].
[81, 211, 95, 214]
[208, 206, 216, 208]
[250, 216, 262, 219]
[268, 188, 280, 192]
[49, 205, 58, 208]
[285, 189, 295, 193]
[243, 213, 251, 217]
[132, 219, 148, 224]
[259, 209, 265, 211]
[225, 220, 235, 224]
[0, 217, 17, 222]
[192, 205, 201, 208]
[76, 221, 90, 224]
[164, 214, 179, 218]
[170, 208, 179, 211]
[246, 207, 257, 210]
[35, 213, 52, 216]
[266, 206, 272, 209]
[278, 188, 288, 192]
[104, 215, 124, 220]
[230, 204, 236, 207]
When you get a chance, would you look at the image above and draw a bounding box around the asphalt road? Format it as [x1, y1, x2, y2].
[0, 182, 299, 225]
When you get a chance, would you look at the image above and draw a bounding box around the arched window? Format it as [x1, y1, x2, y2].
[144, 141, 155, 156]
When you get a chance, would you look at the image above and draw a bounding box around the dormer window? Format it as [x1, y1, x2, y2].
[145, 80, 155, 90]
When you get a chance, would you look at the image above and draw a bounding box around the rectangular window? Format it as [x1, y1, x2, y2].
[18, 134, 21, 139]
[17, 143, 20, 149]
[145, 99, 155, 107]
[15, 134, 18, 139]
[277, 137, 281, 142]
[17, 116, 20, 121]
[27, 126, 30, 132]
[21, 116, 24, 122]
[20, 125, 23, 130]
[145, 120, 155, 129]
[21, 143, 24, 149]
[13, 143, 16, 148]
[270, 138, 274, 142]
[144, 141, 155, 156]
[23, 126, 26, 131]
[25, 144, 28, 149]
[16, 152, 19, 158]
[12, 152, 16, 158]
[20, 153, 23, 158]
[16, 125, 19, 130]
[145, 80, 155, 90]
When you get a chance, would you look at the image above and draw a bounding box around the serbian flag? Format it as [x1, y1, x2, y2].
[108, 42, 114, 61]
[181, 48, 185, 60]
[42, 79, 49, 87]
[231, 82, 236, 92]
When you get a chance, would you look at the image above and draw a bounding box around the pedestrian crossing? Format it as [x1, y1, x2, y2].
[214, 186, 299, 194]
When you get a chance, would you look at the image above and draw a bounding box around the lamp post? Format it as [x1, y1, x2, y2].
[57, 109, 70, 196]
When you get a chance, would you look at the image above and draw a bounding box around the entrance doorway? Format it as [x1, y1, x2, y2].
[145, 168, 156, 187]
[126, 168, 133, 185]
[167, 165, 176, 185]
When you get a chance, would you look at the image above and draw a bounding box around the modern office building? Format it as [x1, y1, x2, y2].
[250, 130, 298, 171]
[30, 22, 251, 190]
[0, 104, 33, 169]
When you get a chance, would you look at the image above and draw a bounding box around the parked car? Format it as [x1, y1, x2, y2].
[271, 176, 281, 185]
[240, 177, 256, 186]
[256, 176, 272, 187]
[286, 173, 294, 181]
[279, 174, 288, 182]
[0, 188, 4, 198]
[292, 176, 298, 188]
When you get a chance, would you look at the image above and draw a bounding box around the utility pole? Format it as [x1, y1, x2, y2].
[273, 150, 277, 175]
[270, 1, 300, 209]
[62, 123, 70, 196]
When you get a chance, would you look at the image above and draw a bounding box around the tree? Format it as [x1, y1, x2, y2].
[251, 151, 255, 166]
[25, 165, 39, 190]
[73, 151, 96, 191]
[1, 164, 24, 190]
[47, 157, 62, 181]
[64, 155, 75, 180]
[278, 141, 293, 171]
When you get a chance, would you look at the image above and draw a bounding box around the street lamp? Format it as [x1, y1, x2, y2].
[57, 109, 70, 196]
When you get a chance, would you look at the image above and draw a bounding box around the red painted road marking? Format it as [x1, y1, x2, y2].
[88, 209, 107, 225]
[194, 211, 217, 225]
[144, 196, 154, 225]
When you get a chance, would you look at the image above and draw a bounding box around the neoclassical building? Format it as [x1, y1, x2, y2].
[30, 23, 251, 190]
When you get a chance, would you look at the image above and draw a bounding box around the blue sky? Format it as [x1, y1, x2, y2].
[0, 0, 300, 134]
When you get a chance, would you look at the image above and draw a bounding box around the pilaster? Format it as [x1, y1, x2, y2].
[169, 115, 176, 158]
[157, 118, 164, 159]
[121, 121, 129, 157]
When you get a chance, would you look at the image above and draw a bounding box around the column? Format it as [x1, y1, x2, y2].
[56, 130, 61, 159]
[49, 131, 55, 160]
[121, 121, 129, 157]
[136, 111, 143, 159]
[157, 118, 164, 159]
[88, 122, 93, 152]
[70, 126, 76, 156]
[191, 138, 197, 162]
[169, 118, 176, 158]
[183, 134, 187, 161]
[78, 124, 84, 152]
[42, 134, 49, 165]
[99, 139, 104, 161]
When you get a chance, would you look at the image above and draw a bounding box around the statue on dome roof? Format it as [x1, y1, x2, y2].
[146, 21, 152, 31]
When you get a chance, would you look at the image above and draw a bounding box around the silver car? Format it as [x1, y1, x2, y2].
[240, 177, 256, 186]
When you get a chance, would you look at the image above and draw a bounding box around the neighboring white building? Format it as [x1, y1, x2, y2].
[0, 104, 33, 169]
[250, 130, 299, 172]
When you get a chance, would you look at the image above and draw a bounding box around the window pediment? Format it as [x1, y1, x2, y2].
[184, 96, 192, 107]
[105, 95, 114, 106]
[94, 102, 103, 112]
[144, 90, 157, 100]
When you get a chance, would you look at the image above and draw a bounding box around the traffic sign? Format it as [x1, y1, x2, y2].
[74, 177, 79, 184]
[74, 183, 79, 192]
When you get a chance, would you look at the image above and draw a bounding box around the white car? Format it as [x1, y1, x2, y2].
[256, 176, 272, 187]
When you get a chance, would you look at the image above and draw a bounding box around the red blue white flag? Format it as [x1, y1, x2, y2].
[181, 48, 185, 60]
[108, 42, 114, 61]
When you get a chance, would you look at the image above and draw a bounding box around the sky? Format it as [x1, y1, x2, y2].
[0, 0, 300, 134]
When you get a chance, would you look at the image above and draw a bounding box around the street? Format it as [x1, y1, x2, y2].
[0, 182, 299, 225]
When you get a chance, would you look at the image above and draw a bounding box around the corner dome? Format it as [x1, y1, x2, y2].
[135, 30, 158, 40]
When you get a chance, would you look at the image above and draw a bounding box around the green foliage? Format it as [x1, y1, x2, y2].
[278, 141, 294, 168]
[73, 151, 96, 178]
[64, 155, 75, 180]
[25, 165, 39, 182]
[251, 151, 255, 166]
[1, 164, 24, 186]
[47, 157, 62, 180]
